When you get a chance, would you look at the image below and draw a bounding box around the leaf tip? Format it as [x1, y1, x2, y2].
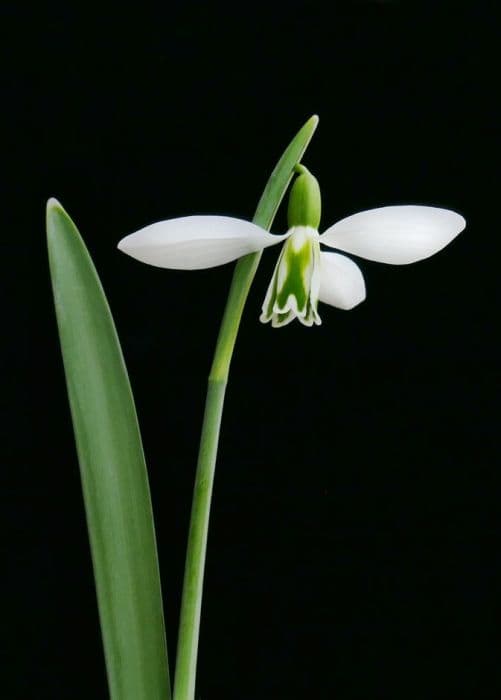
[300, 114, 319, 142]
[46, 198, 66, 231]
[46, 198, 75, 249]
[47, 197, 63, 213]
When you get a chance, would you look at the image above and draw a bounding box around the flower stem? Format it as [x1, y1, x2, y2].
[172, 115, 319, 700]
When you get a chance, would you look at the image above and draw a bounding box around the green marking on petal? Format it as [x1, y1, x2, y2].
[272, 310, 295, 328]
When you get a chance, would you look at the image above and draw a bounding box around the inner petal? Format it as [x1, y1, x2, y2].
[260, 226, 322, 327]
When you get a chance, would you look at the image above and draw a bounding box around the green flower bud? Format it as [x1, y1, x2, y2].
[287, 165, 322, 229]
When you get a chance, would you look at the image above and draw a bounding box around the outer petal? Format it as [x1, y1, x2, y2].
[318, 252, 366, 310]
[118, 216, 286, 269]
[320, 206, 466, 265]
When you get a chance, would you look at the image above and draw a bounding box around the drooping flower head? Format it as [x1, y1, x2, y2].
[260, 165, 323, 327]
[118, 166, 465, 326]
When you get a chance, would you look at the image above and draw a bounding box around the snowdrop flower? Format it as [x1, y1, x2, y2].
[118, 166, 465, 327]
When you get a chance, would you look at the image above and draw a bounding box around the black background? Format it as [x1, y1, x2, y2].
[3, 2, 500, 698]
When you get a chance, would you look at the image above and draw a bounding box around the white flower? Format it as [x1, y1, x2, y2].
[118, 204, 465, 327]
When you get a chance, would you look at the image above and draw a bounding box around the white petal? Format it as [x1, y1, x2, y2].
[320, 206, 466, 265]
[318, 252, 366, 310]
[118, 216, 286, 269]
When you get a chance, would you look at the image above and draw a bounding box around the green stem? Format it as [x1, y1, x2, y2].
[172, 115, 319, 700]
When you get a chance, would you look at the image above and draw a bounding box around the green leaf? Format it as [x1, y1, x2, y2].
[46, 200, 171, 700]
[253, 114, 319, 229]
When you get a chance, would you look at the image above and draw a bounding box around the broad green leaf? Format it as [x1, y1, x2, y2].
[47, 200, 170, 700]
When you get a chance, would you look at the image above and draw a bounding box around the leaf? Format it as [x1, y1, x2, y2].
[46, 200, 171, 700]
[253, 114, 319, 229]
